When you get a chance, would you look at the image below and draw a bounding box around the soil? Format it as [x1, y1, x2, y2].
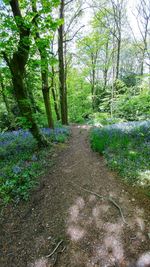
[0, 125, 150, 267]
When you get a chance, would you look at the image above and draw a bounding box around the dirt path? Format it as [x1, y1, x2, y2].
[0, 126, 150, 267]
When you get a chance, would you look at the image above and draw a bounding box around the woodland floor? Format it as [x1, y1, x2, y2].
[0, 125, 150, 267]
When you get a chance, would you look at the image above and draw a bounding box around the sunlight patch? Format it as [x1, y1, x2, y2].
[89, 194, 96, 202]
[104, 236, 124, 262]
[28, 258, 49, 267]
[136, 217, 145, 232]
[67, 225, 85, 241]
[104, 222, 123, 235]
[136, 252, 150, 267]
[75, 197, 85, 209]
[69, 204, 80, 222]
[138, 170, 150, 186]
[77, 125, 91, 130]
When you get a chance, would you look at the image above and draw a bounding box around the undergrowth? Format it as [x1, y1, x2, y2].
[0, 127, 70, 206]
[90, 121, 150, 195]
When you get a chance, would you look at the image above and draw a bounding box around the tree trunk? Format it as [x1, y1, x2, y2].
[0, 74, 15, 128]
[26, 78, 39, 113]
[111, 33, 116, 117]
[116, 35, 121, 80]
[91, 49, 98, 110]
[103, 39, 109, 88]
[12, 71, 47, 146]
[64, 36, 68, 123]
[140, 44, 146, 76]
[104, 68, 108, 88]
[32, 0, 54, 129]
[58, 0, 68, 125]
[41, 70, 54, 128]
[3, 0, 47, 146]
[91, 68, 96, 110]
[110, 0, 122, 81]
[51, 67, 60, 121]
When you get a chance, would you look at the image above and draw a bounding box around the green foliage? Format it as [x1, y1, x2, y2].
[88, 112, 124, 126]
[67, 68, 92, 123]
[0, 112, 11, 131]
[90, 126, 130, 153]
[114, 88, 150, 121]
[121, 73, 139, 87]
[114, 79, 127, 94]
[16, 116, 32, 129]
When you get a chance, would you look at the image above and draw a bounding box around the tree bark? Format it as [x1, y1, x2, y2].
[41, 70, 54, 128]
[58, 0, 68, 125]
[103, 39, 109, 89]
[91, 51, 98, 110]
[116, 35, 121, 80]
[0, 74, 15, 128]
[32, 0, 54, 129]
[51, 67, 60, 121]
[13, 73, 45, 141]
[26, 78, 39, 113]
[111, 0, 123, 81]
[136, 0, 150, 76]
[91, 68, 96, 110]
[140, 30, 148, 76]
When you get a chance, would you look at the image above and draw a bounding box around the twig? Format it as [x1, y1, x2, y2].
[64, 25, 85, 43]
[46, 240, 63, 258]
[108, 197, 127, 224]
[59, 246, 66, 253]
[80, 187, 104, 199]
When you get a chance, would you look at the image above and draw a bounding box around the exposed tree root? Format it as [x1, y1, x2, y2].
[78, 185, 104, 199]
[72, 183, 127, 225]
[108, 197, 127, 224]
[46, 240, 63, 258]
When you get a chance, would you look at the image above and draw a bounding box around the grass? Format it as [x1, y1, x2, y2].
[0, 127, 70, 206]
[90, 120, 150, 195]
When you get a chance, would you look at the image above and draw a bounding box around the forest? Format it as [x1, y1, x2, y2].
[0, 0, 150, 266]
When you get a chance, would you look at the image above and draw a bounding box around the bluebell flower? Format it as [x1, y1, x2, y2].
[32, 154, 38, 161]
[12, 165, 21, 174]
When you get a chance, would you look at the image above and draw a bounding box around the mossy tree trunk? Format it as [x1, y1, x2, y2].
[0, 73, 15, 128]
[58, 0, 68, 125]
[51, 67, 60, 121]
[41, 69, 54, 128]
[3, 0, 47, 146]
[32, 0, 54, 129]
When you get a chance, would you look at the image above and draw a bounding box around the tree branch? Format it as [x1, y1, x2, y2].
[9, 0, 22, 18]
[64, 25, 85, 42]
[65, 0, 74, 6]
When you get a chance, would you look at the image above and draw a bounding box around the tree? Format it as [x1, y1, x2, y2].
[51, 66, 61, 121]
[78, 33, 102, 109]
[136, 0, 150, 76]
[0, 72, 15, 128]
[32, 0, 54, 129]
[58, 0, 68, 125]
[110, 0, 125, 80]
[1, 0, 47, 146]
[92, 9, 113, 89]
